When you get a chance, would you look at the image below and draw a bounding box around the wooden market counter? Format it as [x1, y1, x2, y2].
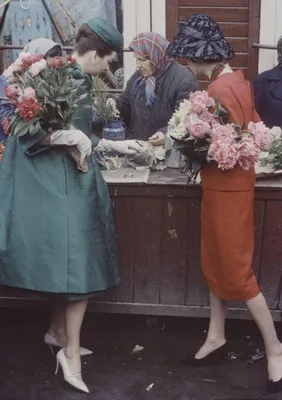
[1, 169, 282, 321]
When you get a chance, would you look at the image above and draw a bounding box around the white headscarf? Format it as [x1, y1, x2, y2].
[23, 38, 61, 56]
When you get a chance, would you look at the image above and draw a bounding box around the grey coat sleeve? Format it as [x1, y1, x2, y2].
[116, 71, 139, 125]
[158, 72, 200, 134]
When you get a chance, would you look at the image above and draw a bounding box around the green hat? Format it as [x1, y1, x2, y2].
[86, 17, 123, 52]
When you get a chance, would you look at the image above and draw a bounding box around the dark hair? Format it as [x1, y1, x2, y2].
[44, 45, 62, 59]
[75, 23, 114, 57]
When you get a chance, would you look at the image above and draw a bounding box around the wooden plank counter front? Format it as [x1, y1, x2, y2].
[1, 169, 282, 321]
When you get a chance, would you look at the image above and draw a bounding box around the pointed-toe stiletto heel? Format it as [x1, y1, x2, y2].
[44, 333, 93, 356]
[181, 343, 229, 366]
[55, 349, 89, 394]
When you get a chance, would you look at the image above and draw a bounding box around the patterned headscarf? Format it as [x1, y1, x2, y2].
[277, 36, 282, 65]
[166, 13, 234, 62]
[129, 32, 173, 107]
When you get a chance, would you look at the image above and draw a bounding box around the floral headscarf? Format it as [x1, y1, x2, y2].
[166, 13, 234, 62]
[129, 32, 173, 107]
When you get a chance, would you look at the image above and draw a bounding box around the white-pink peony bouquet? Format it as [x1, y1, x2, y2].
[168, 90, 273, 182]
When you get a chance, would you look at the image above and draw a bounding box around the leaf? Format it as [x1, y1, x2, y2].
[56, 96, 68, 102]
[17, 125, 30, 137]
[14, 121, 28, 135]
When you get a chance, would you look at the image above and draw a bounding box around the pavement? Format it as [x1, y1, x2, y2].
[0, 308, 282, 400]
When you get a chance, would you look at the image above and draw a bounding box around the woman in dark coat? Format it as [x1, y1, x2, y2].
[254, 36, 282, 129]
[112, 32, 199, 145]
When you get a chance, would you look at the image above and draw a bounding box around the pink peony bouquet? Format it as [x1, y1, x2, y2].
[2, 53, 87, 138]
[168, 90, 273, 182]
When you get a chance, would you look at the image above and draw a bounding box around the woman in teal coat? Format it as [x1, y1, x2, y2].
[0, 18, 140, 393]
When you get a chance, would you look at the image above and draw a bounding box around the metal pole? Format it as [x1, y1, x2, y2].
[252, 42, 277, 50]
[0, 44, 132, 52]
[41, 0, 67, 45]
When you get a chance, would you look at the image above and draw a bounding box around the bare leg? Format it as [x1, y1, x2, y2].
[64, 300, 88, 375]
[246, 292, 282, 381]
[47, 304, 67, 345]
[195, 291, 227, 359]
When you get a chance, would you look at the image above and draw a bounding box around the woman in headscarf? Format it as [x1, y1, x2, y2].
[167, 14, 282, 394]
[110, 32, 198, 144]
[254, 36, 282, 129]
[0, 19, 141, 393]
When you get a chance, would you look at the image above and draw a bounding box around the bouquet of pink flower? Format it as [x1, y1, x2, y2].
[2, 52, 87, 139]
[168, 90, 273, 182]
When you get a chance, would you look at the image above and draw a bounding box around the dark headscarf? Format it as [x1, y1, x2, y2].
[166, 13, 234, 62]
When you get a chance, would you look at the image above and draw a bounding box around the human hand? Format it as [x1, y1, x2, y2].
[98, 139, 143, 155]
[50, 129, 92, 171]
[148, 131, 165, 146]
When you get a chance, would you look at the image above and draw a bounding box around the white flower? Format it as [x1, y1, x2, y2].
[29, 59, 47, 76]
[19, 51, 31, 60]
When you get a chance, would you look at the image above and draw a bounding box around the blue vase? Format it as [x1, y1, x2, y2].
[103, 120, 125, 141]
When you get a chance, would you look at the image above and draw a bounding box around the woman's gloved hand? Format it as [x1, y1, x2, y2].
[50, 129, 92, 172]
[96, 139, 143, 155]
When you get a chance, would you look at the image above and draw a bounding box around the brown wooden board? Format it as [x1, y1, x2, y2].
[132, 198, 162, 304]
[178, 0, 249, 6]
[160, 198, 188, 305]
[112, 197, 134, 303]
[186, 198, 209, 306]
[259, 201, 282, 309]
[178, 7, 249, 23]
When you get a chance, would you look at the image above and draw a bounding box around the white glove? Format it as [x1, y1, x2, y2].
[50, 129, 92, 166]
[96, 139, 143, 155]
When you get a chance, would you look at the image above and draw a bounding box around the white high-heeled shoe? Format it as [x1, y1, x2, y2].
[55, 348, 89, 394]
[44, 333, 93, 356]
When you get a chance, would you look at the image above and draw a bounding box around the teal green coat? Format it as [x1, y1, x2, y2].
[0, 69, 119, 294]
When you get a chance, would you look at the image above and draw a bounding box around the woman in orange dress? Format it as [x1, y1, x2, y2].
[167, 13, 282, 394]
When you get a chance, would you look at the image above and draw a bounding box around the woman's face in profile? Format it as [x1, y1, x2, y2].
[89, 51, 117, 76]
[134, 52, 153, 78]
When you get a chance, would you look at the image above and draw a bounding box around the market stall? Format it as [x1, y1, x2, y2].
[1, 168, 282, 321]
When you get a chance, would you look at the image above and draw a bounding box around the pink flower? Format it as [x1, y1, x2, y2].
[4, 84, 19, 100]
[19, 52, 44, 68]
[189, 90, 215, 114]
[49, 56, 64, 69]
[18, 97, 42, 122]
[67, 55, 77, 65]
[248, 121, 272, 150]
[29, 59, 47, 76]
[201, 109, 214, 123]
[23, 87, 36, 99]
[2, 117, 11, 135]
[208, 137, 238, 170]
[237, 137, 260, 170]
[186, 119, 210, 139]
[212, 123, 237, 142]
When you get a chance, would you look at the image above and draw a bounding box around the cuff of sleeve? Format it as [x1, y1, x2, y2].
[19, 129, 49, 156]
